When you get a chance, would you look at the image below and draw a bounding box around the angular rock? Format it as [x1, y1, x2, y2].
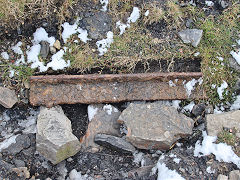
[94, 134, 136, 153]
[53, 40, 61, 50]
[206, 110, 240, 136]
[80, 104, 121, 152]
[217, 174, 228, 180]
[40, 41, 49, 58]
[178, 29, 203, 47]
[82, 12, 112, 40]
[229, 170, 240, 180]
[118, 103, 194, 150]
[2, 134, 31, 155]
[36, 106, 81, 164]
[0, 87, 18, 108]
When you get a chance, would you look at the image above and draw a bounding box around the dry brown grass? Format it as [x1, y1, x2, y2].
[142, 2, 165, 25]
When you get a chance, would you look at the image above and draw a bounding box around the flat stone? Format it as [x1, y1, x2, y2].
[178, 29, 203, 47]
[2, 134, 31, 155]
[94, 134, 136, 153]
[80, 104, 121, 152]
[217, 174, 228, 180]
[229, 170, 240, 180]
[0, 87, 18, 108]
[118, 103, 194, 150]
[82, 12, 112, 40]
[206, 110, 240, 136]
[40, 41, 49, 58]
[36, 106, 81, 164]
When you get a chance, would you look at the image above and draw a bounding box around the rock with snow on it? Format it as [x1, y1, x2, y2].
[81, 104, 121, 152]
[0, 87, 18, 108]
[217, 174, 228, 180]
[206, 110, 240, 136]
[36, 106, 81, 164]
[118, 103, 194, 150]
[94, 134, 136, 153]
[178, 29, 203, 47]
[229, 170, 240, 180]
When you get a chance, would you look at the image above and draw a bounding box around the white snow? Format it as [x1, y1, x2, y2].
[103, 104, 118, 115]
[205, 1, 214, 6]
[116, 21, 129, 35]
[173, 158, 181, 164]
[18, 109, 39, 134]
[184, 79, 198, 97]
[230, 95, 240, 110]
[96, 31, 114, 56]
[0, 135, 19, 152]
[145, 10, 149, 16]
[183, 101, 195, 112]
[230, 50, 240, 65]
[194, 52, 200, 57]
[133, 151, 144, 164]
[12, 42, 23, 55]
[67, 169, 91, 180]
[77, 28, 91, 43]
[169, 80, 176, 87]
[47, 50, 70, 71]
[33, 27, 55, 46]
[156, 161, 185, 180]
[100, 0, 109, 12]
[217, 81, 228, 100]
[172, 100, 181, 109]
[9, 69, 15, 77]
[194, 131, 240, 168]
[62, 22, 78, 43]
[1, 52, 9, 60]
[87, 105, 98, 121]
[127, 7, 141, 24]
[206, 166, 215, 174]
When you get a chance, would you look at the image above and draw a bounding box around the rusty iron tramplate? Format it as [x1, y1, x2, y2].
[30, 72, 204, 107]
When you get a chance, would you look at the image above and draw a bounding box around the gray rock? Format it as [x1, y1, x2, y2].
[94, 134, 136, 153]
[0, 87, 18, 108]
[178, 29, 203, 47]
[218, 0, 229, 9]
[81, 104, 121, 152]
[229, 58, 240, 72]
[234, 78, 240, 95]
[217, 174, 228, 180]
[192, 103, 206, 117]
[82, 12, 112, 40]
[229, 170, 240, 180]
[11, 167, 30, 179]
[36, 106, 81, 165]
[118, 103, 194, 150]
[2, 134, 31, 155]
[40, 41, 50, 58]
[206, 110, 240, 136]
[14, 159, 25, 167]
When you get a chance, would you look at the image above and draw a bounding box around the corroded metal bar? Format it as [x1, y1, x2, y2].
[30, 72, 204, 107]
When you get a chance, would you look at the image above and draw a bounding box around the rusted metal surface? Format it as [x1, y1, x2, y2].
[30, 72, 204, 107]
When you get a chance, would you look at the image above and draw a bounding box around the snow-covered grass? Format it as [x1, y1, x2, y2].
[194, 131, 240, 168]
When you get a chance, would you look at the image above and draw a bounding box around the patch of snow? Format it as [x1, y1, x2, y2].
[206, 166, 215, 174]
[67, 169, 92, 180]
[237, 39, 240, 45]
[169, 154, 176, 158]
[62, 22, 78, 43]
[100, 0, 108, 12]
[116, 21, 129, 35]
[183, 101, 195, 112]
[103, 104, 114, 115]
[173, 158, 181, 164]
[9, 69, 15, 77]
[217, 56, 224, 61]
[194, 131, 240, 168]
[184, 79, 198, 97]
[96, 31, 113, 56]
[133, 151, 144, 165]
[230, 50, 240, 65]
[18, 109, 39, 134]
[1, 52, 9, 60]
[33, 27, 55, 46]
[127, 7, 141, 24]
[194, 52, 200, 57]
[198, 77, 203, 85]
[87, 105, 98, 121]
[169, 80, 176, 87]
[77, 28, 91, 43]
[230, 95, 240, 110]
[211, 84, 216, 89]
[217, 81, 228, 100]
[0, 135, 19, 152]
[213, 106, 223, 114]
[176, 143, 182, 147]
[12, 42, 23, 55]
[205, 1, 214, 6]
[46, 50, 70, 71]
[145, 10, 149, 16]
[172, 100, 181, 109]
